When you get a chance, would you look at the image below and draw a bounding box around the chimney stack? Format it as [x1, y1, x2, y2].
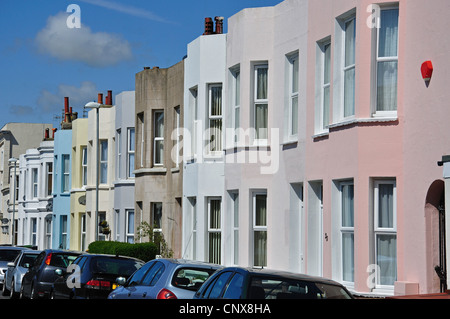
[203, 17, 214, 35]
[107, 90, 112, 105]
[44, 128, 50, 140]
[64, 97, 72, 123]
[98, 93, 103, 104]
[52, 128, 57, 139]
[215, 16, 224, 34]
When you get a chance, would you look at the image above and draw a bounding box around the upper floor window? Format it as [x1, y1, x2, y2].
[230, 67, 240, 144]
[343, 17, 356, 118]
[81, 146, 87, 186]
[322, 43, 331, 131]
[375, 7, 399, 116]
[128, 128, 135, 177]
[208, 84, 223, 154]
[100, 140, 108, 184]
[46, 162, 53, 197]
[287, 53, 299, 138]
[32, 168, 38, 198]
[253, 64, 268, 142]
[153, 111, 164, 166]
[62, 155, 70, 193]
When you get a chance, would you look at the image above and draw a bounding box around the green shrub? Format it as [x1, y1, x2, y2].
[87, 241, 158, 262]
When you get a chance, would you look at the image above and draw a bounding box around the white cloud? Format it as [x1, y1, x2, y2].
[35, 12, 133, 67]
[37, 81, 99, 114]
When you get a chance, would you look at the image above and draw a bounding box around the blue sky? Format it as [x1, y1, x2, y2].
[0, 0, 282, 128]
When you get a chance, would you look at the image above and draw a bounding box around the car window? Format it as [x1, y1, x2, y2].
[127, 261, 155, 287]
[141, 262, 165, 286]
[222, 273, 244, 299]
[19, 254, 39, 267]
[172, 267, 217, 291]
[91, 257, 142, 277]
[0, 249, 23, 262]
[50, 254, 79, 268]
[207, 271, 233, 299]
[249, 276, 351, 299]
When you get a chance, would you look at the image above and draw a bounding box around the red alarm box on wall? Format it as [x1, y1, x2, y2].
[421, 60, 433, 83]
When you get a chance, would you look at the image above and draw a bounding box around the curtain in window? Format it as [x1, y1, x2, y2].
[378, 10, 399, 58]
[209, 199, 221, 264]
[154, 112, 164, 164]
[209, 86, 222, 152]
[377, 234, 397, 285]
[323, 44, 331, 129]
[377, 9, 398, 112]
[153, 203, 162, 229]
[254, 194, 267, 267]
[100, 141, 108, 184]
[378, 184, 394, 228]
[63, 156, 70, 192]
[256, 67, 268, 100]
[255, 104, 268, 139]
[342, 233, 354, 282]
[342, 184, 354, 227]
[344, 18, 356, 117]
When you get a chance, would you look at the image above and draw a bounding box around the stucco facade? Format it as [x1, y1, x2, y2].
[134, 61, 184, 257]
[113, 91, 136, 243]
[0, 123, 52, 245]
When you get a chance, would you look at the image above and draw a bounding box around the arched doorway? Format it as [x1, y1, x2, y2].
[425, 180, 445, 292]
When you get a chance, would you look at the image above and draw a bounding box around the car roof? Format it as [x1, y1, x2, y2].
[221, 267, 345, 286]
[0, 246, 29, 250]
[77, 253, 144, 262]
[155, 258, 223, 268]
[42, 249, 84, 254]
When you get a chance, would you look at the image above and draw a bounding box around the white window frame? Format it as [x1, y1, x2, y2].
[322, 42, 331, 132]
[46, 162, 53, 197]
[252, 191, 267, 267]
[117, 129, 122, 179]
[138, 112, 145, 168]
[127, 128, 135, 178]
[32, 168, 38, 199]
[207, 197, 222, 264]
[373, 179, 397, 291]
[340, 181, 354, 285]
[81, 213, 86, 251]
[100, 140, 108, 184]
[126, 209, 135, 243]
[230, 191, 239, 265]
[174, 107, 181, 167]
[342, 15, 356, 119]
[230, 67, 241, 144]
[207, 84, 223, 155]
[81, 146, 87, 187]
[287, 52, 299, 139]
[373, 6, 399, 117]
[189, 87, 198, 158]
[253, 64, 269, 144]
[153, 110, 164, 166]
[30, 217, 37, 246]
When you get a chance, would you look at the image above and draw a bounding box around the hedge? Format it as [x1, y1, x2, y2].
[87, 241, 158, 262]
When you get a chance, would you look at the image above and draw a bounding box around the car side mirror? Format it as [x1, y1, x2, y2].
[55, 269, 63, 276]
[7, 262, 15, 268]
[116, 277, 126, 286]
[24, 263, 30, 269]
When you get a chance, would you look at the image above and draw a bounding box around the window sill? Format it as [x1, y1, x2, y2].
[133, 167, 167, 175]
[327, 116, 398, 130]
[312, 131, 329, 139]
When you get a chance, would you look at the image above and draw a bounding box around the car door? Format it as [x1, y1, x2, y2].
[22, 252, 44, 297]
[112, 260, 156, 298]
[129, 261, 165, 299]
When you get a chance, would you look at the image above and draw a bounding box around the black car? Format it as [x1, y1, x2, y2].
[194, 267, 354, 299]
[20, 249, 82, 299]
[50, 254, 144, 299]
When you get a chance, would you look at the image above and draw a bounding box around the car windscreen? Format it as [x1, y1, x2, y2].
[249, 276, 353, 299]
[19, 254, 39, 267]
[50, 253, 79, 268]
[0, 249, 23, 262]
[172, 267, 218, 291]
[91, 257, 143, 277]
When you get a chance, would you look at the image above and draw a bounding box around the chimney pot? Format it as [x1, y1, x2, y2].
[44, 128, 49, 139]
[203, 17, 214, 35]
[107, 90, 112, 105]
[214, 16, 224, 34]
[98, 93, 103, 104]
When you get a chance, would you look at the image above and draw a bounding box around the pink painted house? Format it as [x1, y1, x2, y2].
[305, 0, 450, 296]
[219, 0, 450, 297]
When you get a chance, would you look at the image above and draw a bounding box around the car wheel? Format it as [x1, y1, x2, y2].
[19, 283, 27, 299]
[1, 280, 8, 296]
[10, 279, 17, 299]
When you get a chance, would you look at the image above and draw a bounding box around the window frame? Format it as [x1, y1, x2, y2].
[252, 191, 267, 267]
[340, 181, 354, 285]
[287, 52, 299, 139]
[207, 197, 222, 265]
[99, 140, 108, 184]
[207, 83, 223, 155]
[253, 64, 269, 143]
[81, 146, 87, 187]
[32, 167, 38, 199]
[153, 110, 164, 166]
[127, 128, 135, 178]
[342, 15, 356, 119]
[373, 6, 399, 117]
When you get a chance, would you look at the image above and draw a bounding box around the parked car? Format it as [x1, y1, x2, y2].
[20, 249, 82, 299]
[194, 267, 354, 299]
[2, 249, 41, 298]
[50, 254, 144, 299]
[108, 259, 223, 299]
[0, 246, 31, 288]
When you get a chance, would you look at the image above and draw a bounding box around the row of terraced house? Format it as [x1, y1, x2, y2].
[1, 0, 450, 298]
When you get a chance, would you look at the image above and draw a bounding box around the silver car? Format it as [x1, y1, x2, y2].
[108, 258, 222, 299]
[0, 247, 31, 288]
[2, 249, 41, 298]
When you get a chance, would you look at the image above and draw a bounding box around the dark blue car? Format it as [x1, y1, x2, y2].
[50, 254, 144, 299]
[20, 249, 82, 299]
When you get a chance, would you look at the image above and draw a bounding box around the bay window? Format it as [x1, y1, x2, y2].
[208, 84, 223, 154]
